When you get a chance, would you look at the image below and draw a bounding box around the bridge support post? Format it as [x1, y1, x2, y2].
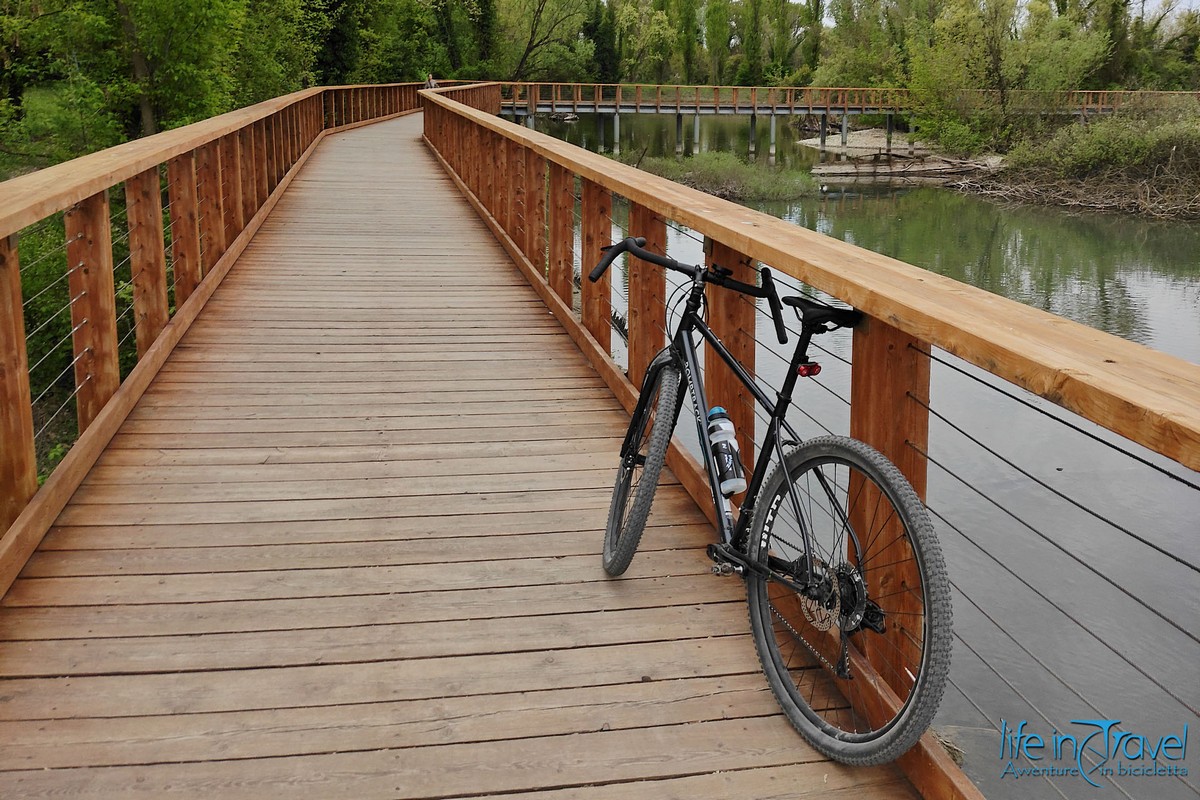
[841, 114, 849, 148]
[769, 115, 777, 165]
[819, 114, 827, 155]
[612, 113, 620, 156]
[886, 113, 894, 155]
[693, 113, 701, 153]
[749, 114, 757, 159]
[675, 113, 683, 155]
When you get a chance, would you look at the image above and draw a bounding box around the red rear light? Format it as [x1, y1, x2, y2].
[797, 362, 822, 377]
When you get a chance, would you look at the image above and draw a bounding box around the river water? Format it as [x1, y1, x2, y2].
[527, 112, 1200, 799]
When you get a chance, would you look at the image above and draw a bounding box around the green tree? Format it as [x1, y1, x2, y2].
[736, 0, 765, 83]
[811, 0, 906, 85]
[676, 0, 700, 82]
[351, 0, 448, 82]
[313, 0, 366, 84]
[582, 0, 618, 81]
[497, 0, 591, 80]
[704, 0, 732, 81]
[232, 0, 321, 104]
[614, 0, 672, 81]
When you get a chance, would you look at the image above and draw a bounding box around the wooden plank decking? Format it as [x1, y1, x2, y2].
[0, 114, 918, 798]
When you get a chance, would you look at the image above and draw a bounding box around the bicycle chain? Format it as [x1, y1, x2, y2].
[771, 602, 846, 676]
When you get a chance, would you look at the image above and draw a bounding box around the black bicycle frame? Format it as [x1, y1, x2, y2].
[642, 275, 817, 556]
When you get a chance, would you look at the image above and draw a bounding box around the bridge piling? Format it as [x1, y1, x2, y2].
[769, 115, 777, 165]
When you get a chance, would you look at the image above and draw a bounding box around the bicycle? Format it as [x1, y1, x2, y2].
[590, 236, 953, 766]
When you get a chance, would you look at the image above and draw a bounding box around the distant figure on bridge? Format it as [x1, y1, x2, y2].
[424, 74, 438, 89]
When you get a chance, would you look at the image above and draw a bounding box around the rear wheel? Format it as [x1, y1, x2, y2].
[602, 362, 681, 576]
[746, 436, 952, 765]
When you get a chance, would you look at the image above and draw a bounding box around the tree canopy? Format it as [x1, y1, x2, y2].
[1, 0, 1197, 174]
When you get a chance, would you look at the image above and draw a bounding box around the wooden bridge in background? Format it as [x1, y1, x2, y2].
[501, 82, 1200, 118]
[499, 82, 1200, 154]
[1, 82, 1197, 799]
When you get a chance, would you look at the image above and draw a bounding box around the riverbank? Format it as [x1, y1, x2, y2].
[806, 111, 1200, 221]
[953, 104, 1200, 220]
[801, 128, 1000, 182]
[949, 171, 1200, 220]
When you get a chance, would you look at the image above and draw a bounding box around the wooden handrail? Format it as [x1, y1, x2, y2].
[0, 82, 426, 585]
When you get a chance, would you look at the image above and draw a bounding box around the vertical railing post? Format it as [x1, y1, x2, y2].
[547, 163, 573, 305]
[195, 140, 226, 275]
[267, 113, 280, 190]
[255, 121, 269, 207]
[526, 152, 547, 268]
[0, 235, 37, 533]
[580, 179, 611, 352]
[64, 192, 120, 433]
[512, 142, 527, 251]
[704, 238, 756, 484]
[220, 133, 244, 239]
[284, 105, 295, 167]
[850, 319, 929, 497]
[166, 153, 202, 307]
[850, 317, 931, 698]
[238, 126, 258, 223]
[485, 130, 497, 219]
[124, 169, 170, 359]
[627, 202, 666, 386]
[498, 137, 511, 233]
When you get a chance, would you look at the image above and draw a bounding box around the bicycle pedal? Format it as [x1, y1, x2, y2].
[711, 562, 741, 577]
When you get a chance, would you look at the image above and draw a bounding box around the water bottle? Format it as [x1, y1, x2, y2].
[707, 407, 747, 497]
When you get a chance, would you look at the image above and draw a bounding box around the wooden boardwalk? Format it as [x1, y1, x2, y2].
[0, 115, 917, 798]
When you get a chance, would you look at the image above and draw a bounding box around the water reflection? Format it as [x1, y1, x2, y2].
[763, 187, 1200, 361]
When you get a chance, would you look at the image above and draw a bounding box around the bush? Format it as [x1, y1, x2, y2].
[1007, 99, 1200, 179]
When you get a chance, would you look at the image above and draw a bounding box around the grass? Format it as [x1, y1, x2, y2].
[616, 151, 817, 201]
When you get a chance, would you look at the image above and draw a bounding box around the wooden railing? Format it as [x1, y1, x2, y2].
[423, 81, 1200, 800]
[0, 83, 425, 589]
[500, 82, 1200, 115]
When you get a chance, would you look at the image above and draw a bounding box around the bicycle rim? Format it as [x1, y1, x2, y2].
[747, 436, 952, 765]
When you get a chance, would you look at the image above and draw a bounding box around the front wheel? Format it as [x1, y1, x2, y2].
[602, 361, 681, 576]
[746, 436, 952, 765]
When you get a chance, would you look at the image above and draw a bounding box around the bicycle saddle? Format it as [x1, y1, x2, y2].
[782, 295, 863, 329]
